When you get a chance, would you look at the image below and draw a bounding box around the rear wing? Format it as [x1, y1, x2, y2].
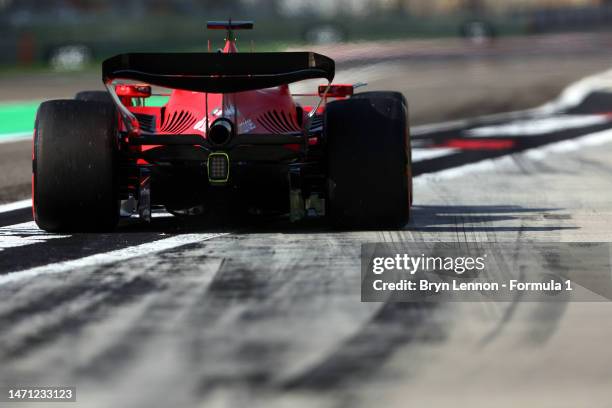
[207, 20, 254, 30]
[102, 52, 335, 93]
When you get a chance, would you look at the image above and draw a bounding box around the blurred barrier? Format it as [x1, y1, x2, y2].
[1, 2, 612, 69]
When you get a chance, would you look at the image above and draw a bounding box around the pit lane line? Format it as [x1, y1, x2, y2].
[0, 199, 30, 213]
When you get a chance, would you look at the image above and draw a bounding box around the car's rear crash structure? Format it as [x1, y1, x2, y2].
[32, 21, 413, 232]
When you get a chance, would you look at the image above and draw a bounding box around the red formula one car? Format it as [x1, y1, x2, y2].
[33, 21, 412, 232]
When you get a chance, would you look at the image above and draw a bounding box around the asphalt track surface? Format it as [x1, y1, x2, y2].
[3, 46, 612, 406]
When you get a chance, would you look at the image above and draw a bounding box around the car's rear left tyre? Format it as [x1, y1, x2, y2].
[325, 94, 412, 229]
[33, 100, 119, 232]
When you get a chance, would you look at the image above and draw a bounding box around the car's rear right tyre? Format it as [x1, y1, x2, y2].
[33, 100, 119, 232]
[353, 91, 413, 205]
[325, 94, 412, 229]
[352, 91, 407, 107]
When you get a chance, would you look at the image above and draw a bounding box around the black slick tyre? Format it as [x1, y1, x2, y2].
[33, 100, 119, 232]
[325, 94, 412, 229]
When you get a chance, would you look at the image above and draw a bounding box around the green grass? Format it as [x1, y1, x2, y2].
[0, 96, 174, 139]
[0, 102, 40, 137]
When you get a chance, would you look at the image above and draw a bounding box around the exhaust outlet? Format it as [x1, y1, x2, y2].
[208, 118, 233, 146]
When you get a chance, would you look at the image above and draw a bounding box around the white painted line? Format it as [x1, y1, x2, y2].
[0, 199, 31, 214]
[0, 232, 229, 286]
[414, 126, 612, 182]
[412, 147, 458, 162]
[0, 209, 190, 251]
[0, 200, 181, 216]
[0, 132, 31, 144]
[0, 221, 68, 251]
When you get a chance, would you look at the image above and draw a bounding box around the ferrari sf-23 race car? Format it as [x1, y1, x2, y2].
[33, 21, 412, 232]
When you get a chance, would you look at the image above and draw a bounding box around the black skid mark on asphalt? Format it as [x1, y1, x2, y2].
[409, 226, 577, 233]
[281, 301, 447, 391]
[408, 205, 577, 233]
[192, 291, 294, 390]
[478, 266, 528, 348]
[516, 253, 571, 346]
[66, 249, 226, 380]
[0, 283, 91, 327]
[186, 242, 322, 395]
[478, 265, 569, 349]
[0, 275, 161, 361]
[542, 213, 572, 220]
[522, 301, 569, 346]
[206, 266, 272, 301]
[74, 241, 280, 382]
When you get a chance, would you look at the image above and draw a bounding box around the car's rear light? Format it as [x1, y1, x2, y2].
[319, 84, 353, 98]
[115, 84, 152, 98]
[208, 153, 230, 183]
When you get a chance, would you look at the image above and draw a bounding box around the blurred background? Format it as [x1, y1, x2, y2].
[2, 0, 612, 69]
